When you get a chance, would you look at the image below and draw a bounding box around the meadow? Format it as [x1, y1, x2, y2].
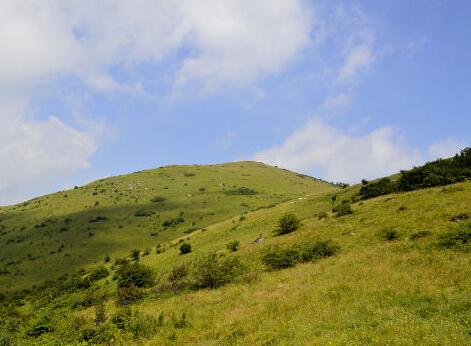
[1, 159, 471, 345]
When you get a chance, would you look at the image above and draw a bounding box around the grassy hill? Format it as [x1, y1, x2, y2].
[0, 161, 335, 291]
[1, 158, 471, 345]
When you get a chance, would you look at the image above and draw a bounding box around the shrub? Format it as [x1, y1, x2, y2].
[359, 178, 397, 200]
[143, 248, 151, 256]
[94, 301, 106, 325]
[89, 216, 108, 223]
[179, 243, 192, 255]
[276, 213, 301, 235]
[318, 211, 328, 220]
[131, 249, 140, 261]
[150, 196, 166, 203]
[299, 241, 339, 262]
[262, 241, 340, 270]
[226, 240, 240, 252]
[437, 224, 471, 249]
[380, 229, 400, 241]
[224, 187, 258, 196]
[89, 266, 109, 281]
[104, 255, 111, 263]
[116, 284, 144, 305]
[192, 253, 243, 289]
[333, 201, 353, 217]
[115, 263, 154, 288]
[262, 246, 301, 270]
[410, 230, 431, 240]
[134, 209, 155, 217]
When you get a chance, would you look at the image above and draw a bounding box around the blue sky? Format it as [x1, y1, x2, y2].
[1, 0, 470, 204]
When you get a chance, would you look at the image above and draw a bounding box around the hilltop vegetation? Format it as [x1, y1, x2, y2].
[0, 162, 334, 291]
[1, 154, 471, 345]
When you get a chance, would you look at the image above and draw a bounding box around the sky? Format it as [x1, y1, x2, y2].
[1, 0, 470, 205]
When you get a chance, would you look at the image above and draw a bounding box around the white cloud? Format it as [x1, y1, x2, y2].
[323, 91, 351, 111]
[0, 0, 312, 204]
[0, 0, 312, 92]
[428, 138, 467, 159]
[338, 43, 374, 82]
[253, 118, 422, 183]
[0, 105, 97, 205]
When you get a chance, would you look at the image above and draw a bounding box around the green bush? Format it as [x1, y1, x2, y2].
[115, 263, 154, 288]
[437, 224, 471, 249]
[276, 213, 301, 235]
[179, 243, 192, 255]
[134, 209, 155, 217]
[115, 284, 144, 305]
[380, 229, 400, 241]
[262, 246, 301, 270]
[224, 187, 258, 195]
[150, 196, 166, 203]
[333, 200, 353, 217]
[299, 241, 339, 262]
[359, 178, 397, 200]
[262, 241, 340, 270]
[192, 253, 243, 289]
[131, 249, 140, 261]
[89, 266, 109, 281]
[226, 240, 240, 252]
[410, 230, 431, 240]
[318, 211, 328, 220]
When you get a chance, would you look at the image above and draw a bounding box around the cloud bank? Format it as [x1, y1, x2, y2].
[253, 118, 423, 183]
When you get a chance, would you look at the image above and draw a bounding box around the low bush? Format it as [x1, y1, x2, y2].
[192, 253, 244, 289]
[134, 209, 155, 217]
[115, 263, 154, 288]
[226, 240, 240, 252]
[318, 211, 328, 220]
[179, 243, 192, 254]
[410, 230, 431, 240]
[437, 224, 471, 249]
[150, 196, 166, 203]
[262, 241, 339, 270]
[333, 201, 353, 217]
[89, 266, 109, 281]
[131, 249, 140, 261]
[115, 284, 144, 305]
[359, 178, 397, 200]
[380, 229, 400, 241]
[89, 216, 108, 223]
[262, 246, 301, 270]
[276, 213, 301, 235]
[224, 187, 258, 196]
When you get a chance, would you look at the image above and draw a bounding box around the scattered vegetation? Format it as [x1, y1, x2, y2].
[262, 241, 339, 270]
[179, 243, 192, 254]
[276, 213, 301, 235]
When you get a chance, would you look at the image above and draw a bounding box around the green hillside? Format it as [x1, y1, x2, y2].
[0, 161, 335, 291]
[1, 158, 471, 345]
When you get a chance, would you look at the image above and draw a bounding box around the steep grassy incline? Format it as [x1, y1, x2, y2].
[0, 161, 335, 291]
[97, 180, 470, 345]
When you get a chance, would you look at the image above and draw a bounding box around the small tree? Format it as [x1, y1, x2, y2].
[179, 243, 192, 255]
[276, 213, 301, 235]
[131, 249, 140, 261]
[226, 240, 240, 252]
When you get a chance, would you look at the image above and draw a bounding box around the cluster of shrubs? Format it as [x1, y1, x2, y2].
[359, 148, 471, 200]
[224, 187, 258, 196]
[332, 200, 353, 217]
[156, 253, 244, 294]
[437, 224, 471, 250]
[262, 241, 339, 270]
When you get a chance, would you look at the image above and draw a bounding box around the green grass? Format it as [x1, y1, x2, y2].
[0, 161, 334, 291]
[1, 162, 471, 345]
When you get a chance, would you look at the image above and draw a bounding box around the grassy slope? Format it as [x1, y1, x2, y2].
[0, 161, 335, 291]
[76, 180, 471, 345]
